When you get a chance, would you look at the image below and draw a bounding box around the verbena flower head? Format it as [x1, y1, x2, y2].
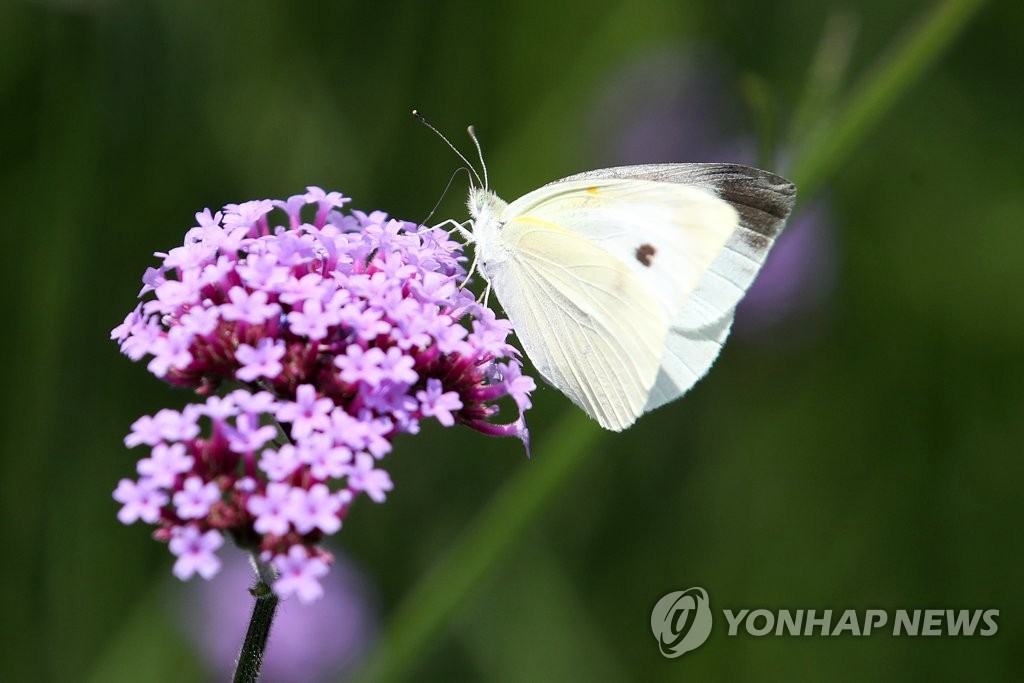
[111, 187, 534, 601]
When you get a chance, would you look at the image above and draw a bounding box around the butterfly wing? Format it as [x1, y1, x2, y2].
[503, 177, 741, 323]
[482, 216, 668, 430]
[489, 176, 746, 429]
[644, 314, 735, 411]
[546, 164, 796, 413]
[551, 164, 797, 329]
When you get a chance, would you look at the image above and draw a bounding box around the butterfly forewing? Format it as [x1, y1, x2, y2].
[552, 163, 797, 330]
[502, 178, 740, 323]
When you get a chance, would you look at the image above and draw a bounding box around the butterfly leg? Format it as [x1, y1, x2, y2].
[428, 218, 475, 242]
[458, 247, 480, 290]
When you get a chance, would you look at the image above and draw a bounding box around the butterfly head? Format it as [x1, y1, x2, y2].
[467, 187, 505, 222]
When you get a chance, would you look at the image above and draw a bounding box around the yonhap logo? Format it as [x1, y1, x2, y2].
[651, 587, 713, 658]
[651, 586, 1000, 659]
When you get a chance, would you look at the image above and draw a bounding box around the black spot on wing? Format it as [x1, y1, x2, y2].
[635, 243, 656, 267]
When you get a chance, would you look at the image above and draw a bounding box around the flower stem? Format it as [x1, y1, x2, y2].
[232, 555, 279, 683]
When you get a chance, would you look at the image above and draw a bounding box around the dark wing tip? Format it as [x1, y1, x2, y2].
[692, 164, 797, 238]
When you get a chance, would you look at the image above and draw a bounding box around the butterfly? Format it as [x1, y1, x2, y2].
[466, 163, 798, 430]
[416, 115, 796, 431]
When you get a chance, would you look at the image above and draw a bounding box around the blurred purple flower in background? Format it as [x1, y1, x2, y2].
[597, 49, 756, 167]
[591, 48, 837, 341]
[178, 550, 377, 683]
[733, 200, 835, 338]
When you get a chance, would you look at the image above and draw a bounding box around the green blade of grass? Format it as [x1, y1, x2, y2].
[354, 411, 600, 683]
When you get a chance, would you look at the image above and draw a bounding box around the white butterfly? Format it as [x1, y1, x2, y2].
[419, 119, 796, 431]
[461, 164, 797, 431]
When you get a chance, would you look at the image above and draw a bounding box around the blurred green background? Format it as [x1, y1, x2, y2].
[2, 0, 1021, 680]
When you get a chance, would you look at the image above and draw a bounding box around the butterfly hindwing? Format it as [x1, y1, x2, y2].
[483, 217, 667, 431]
[645, 313, 735, 412]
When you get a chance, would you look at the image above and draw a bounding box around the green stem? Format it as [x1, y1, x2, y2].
[786, 9, 860, 146]
[789, 0, 988, 198]
[232, 555, 279, 683]
[355, 411, 600, 683]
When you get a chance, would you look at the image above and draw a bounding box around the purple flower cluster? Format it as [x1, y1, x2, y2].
[111, 187, 534, 601]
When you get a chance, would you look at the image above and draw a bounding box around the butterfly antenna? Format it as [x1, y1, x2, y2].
[412, 110, 484, 189]
[467, 125, 489, 190]
[418, 166, 470, 228]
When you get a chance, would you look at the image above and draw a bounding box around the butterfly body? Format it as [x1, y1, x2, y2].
[467, 188, 511, 278]
[464, 164, 796, 431]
